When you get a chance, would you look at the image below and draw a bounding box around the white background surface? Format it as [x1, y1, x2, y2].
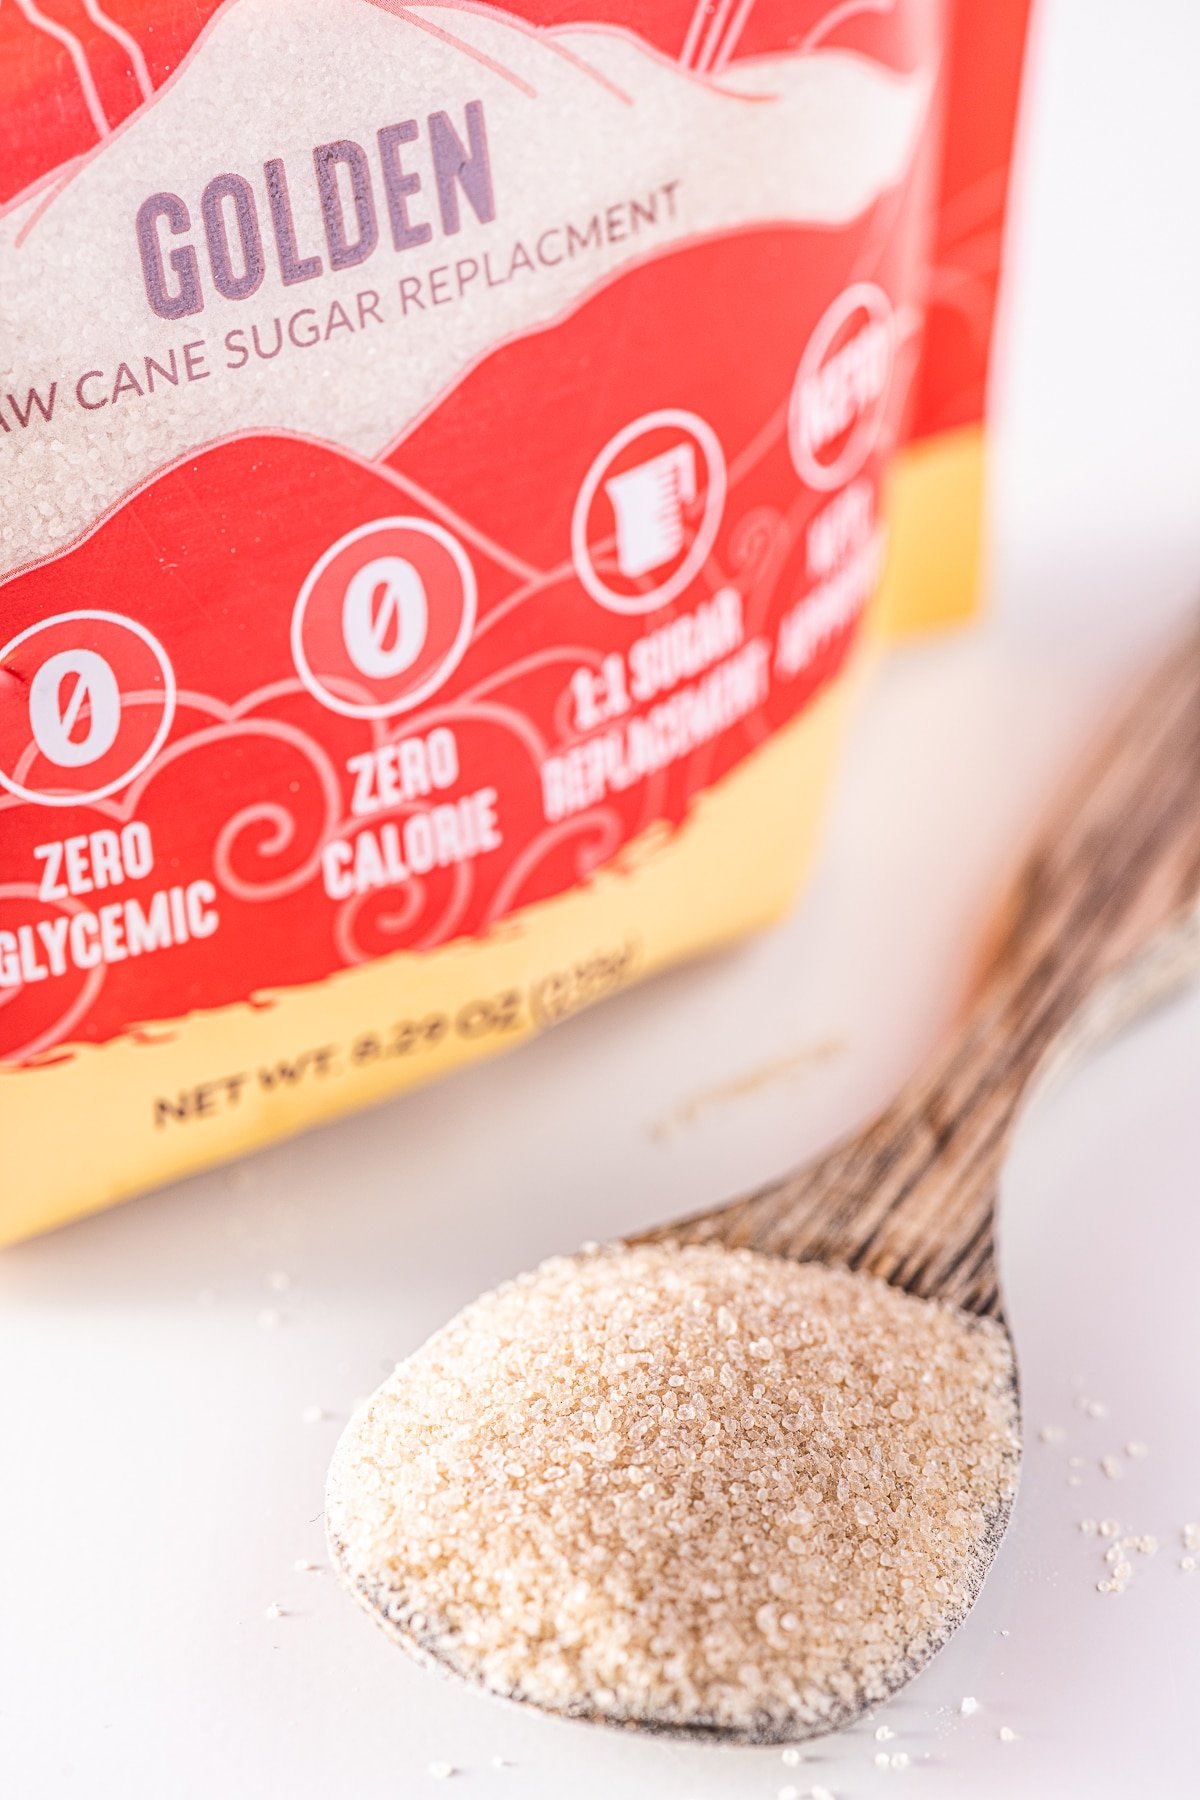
[3, 3, 1200, 1795]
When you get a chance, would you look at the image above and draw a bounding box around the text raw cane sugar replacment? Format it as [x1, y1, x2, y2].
[0, 0, 1032, 1241]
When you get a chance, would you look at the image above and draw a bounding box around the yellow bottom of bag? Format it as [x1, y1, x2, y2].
[0, 425, 985, 1247]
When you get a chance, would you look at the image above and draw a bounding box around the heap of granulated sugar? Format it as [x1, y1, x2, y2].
[326, 1242, 1019, 1738]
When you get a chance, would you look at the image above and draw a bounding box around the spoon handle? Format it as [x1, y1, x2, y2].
[982, 623, 1200, 1059]
[658, 623, 1200, 1317]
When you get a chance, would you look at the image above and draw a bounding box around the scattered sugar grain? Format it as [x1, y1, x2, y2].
[1183, 1524, 1200, 1551]
[778, 1786, 799, 1800]
[427, 1763, 455, 1780]
[1099, 1520, 1119, 1538]
[1101, 1455, 1123, 1480]
[1038, 1425, 1064, 1443]
[1181, 1557, 1195, 1573]
[1126, 1441, 1148, 1459]
[960, 1695, 979, 1714]
[326, 1241, 1019, 1736]
[998, 1726, 1016, 1742]
[810, 1787, 837, 1800]
[264, 1602, 285, 1620]
[891, 1751, 910, 1768]
[301, 1405, 327, 1425]
[1079, 1519, 1097, 1535]
[781, 1748, 802, 1766]
[874, 1725, 895, 1740]
[1138, 1536, 1158, 1556]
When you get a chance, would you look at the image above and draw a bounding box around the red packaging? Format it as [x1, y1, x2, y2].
[0, 0, 1032, 1243]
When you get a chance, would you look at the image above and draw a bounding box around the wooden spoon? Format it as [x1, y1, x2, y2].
[331, 623, 1200, 1740]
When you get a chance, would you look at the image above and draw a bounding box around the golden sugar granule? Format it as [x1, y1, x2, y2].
[327, 1242, 1019, 1737]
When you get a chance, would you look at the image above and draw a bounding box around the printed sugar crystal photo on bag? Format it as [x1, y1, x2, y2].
[2, 3, 1198, 1797]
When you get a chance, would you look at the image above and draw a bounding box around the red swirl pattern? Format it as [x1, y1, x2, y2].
[0, 212, 911, 1059]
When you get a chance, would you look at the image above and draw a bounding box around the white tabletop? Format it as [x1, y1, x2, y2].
[4, 3, 1200, 1795]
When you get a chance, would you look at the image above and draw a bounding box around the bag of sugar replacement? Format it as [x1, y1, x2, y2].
[0, 0, 1033, 1243]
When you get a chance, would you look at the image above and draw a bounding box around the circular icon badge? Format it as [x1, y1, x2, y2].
[0, 610, 176, 806]
[789, 283, 895, 492]
[571, 409, 726, 615]
[291, 517, 477, 719]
